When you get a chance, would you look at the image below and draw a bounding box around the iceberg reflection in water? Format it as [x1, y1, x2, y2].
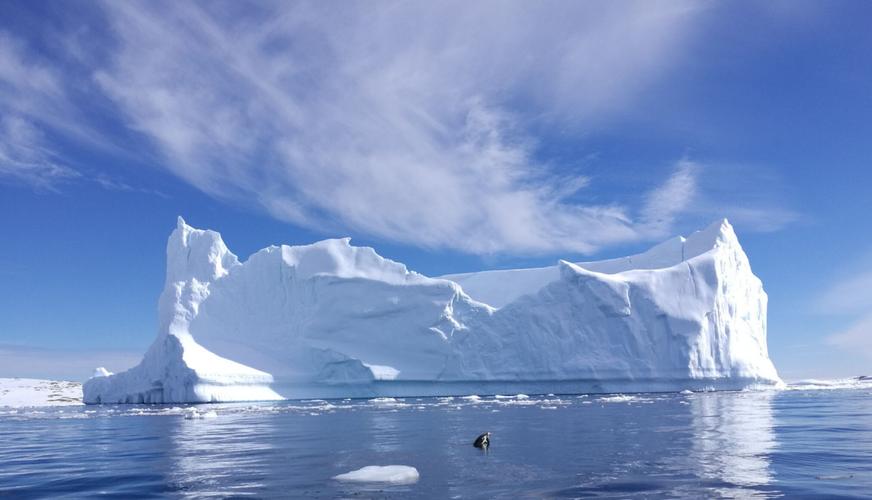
[2, 388, 871, 498]
[168, 410, 277, 495]
[688, 391, 775, 496]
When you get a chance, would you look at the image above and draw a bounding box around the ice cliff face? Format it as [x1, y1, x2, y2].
[84, 218, 781, 403]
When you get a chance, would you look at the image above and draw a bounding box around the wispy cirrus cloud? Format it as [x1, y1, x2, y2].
[827, 315, 872, 358]
[0, 29, 157, 194]
[89, 1, 709, 254]
[0, 34, 80, 191]
[818, 265, 872, 360]
[640, 160, 699, 237]
[1, 2, 795, 254]
[0, 115, 80, 191]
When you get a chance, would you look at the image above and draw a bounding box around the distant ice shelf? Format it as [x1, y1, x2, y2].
[0, 378, 82, 407]
[84, 217, 782, 404]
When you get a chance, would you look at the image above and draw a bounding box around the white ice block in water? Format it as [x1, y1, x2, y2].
[84, 217, 782, 404]
[333, 465, 420, 484]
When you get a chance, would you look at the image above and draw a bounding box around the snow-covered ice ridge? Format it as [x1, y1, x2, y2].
[84, 217, 782, 404]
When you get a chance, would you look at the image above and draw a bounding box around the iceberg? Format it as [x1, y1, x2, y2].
[84, 217, 781, 404]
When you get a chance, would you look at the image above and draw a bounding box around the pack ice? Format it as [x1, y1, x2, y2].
[84, 217, 782, 403]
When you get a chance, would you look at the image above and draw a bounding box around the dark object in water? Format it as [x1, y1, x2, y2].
[473, 432, 491, 449]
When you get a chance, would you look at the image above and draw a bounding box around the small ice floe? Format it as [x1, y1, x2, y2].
[679, 389, 694, 395]
[333, 465, 419, 485]
[183, 408, 218, 419]
[369, 397, 398, 404]
[540, 405, 558, 410]
[368, 397, 409, 408]
[597, 394, 639, 403]
[494, 396, 536, 406]
[461, 395, 481, 402]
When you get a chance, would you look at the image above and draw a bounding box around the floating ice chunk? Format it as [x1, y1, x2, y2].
[333, 465, 419, 485]
[183, 408, 218, 419]
[680, 389, 694, 395]
[597, 395, 638, 403]
[369, 397, 398, 404]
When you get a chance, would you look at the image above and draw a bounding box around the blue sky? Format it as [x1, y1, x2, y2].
[1, 1, 871, 381]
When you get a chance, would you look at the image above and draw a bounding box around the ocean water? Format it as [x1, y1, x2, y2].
[1, 385, 871, 498]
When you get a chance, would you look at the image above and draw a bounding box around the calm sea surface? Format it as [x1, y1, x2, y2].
[1, 385, 871, 498]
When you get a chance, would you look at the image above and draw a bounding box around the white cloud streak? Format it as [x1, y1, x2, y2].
[1, 2, 795, 254]
[818, 269, 872, 315]
[89, 1, 706, 254]
[0, 115, 80, 191]
[826, 315, 872, 359]
[640, 159, 699, 237]
[818, 265, 872, 360]
[0, 35, 80, 190]
[0, 30, 155, 193]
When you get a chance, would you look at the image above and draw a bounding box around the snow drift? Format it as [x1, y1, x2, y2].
[84, 217, 781, 403]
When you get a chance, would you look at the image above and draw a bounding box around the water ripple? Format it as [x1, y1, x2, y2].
[1, 389, 871, 498]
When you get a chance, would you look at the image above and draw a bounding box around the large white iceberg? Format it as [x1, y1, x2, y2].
[84, 217, 781, 403]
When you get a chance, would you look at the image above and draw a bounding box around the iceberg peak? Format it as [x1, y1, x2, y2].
[166, 217, 240, 283]
[683, 218, 741, 263]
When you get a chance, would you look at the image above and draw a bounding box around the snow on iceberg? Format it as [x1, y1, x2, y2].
[84, 217, 782, 404]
